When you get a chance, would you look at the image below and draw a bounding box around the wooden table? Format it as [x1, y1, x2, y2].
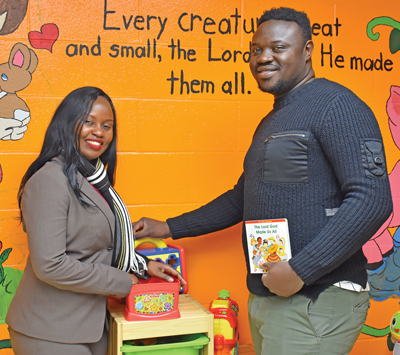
[107, 294, 214, 355]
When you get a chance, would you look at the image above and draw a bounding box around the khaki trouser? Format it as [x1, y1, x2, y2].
[248, 286, 369, 355]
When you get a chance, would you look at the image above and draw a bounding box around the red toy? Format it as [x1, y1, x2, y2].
[209, 290, 239, 355]
[123, 276, 181, 321]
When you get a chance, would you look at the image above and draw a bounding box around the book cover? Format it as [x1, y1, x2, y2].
[245, 219, 291, 273]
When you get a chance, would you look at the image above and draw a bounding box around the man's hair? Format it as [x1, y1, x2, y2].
[258, 7, 312, 44]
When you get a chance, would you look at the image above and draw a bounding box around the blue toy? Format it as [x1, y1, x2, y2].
[135, 237, 188, 293]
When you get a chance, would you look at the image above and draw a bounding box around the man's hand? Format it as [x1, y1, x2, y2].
[147, 260, 187, 286]
[133, 217, 171, 240]
[259, 261, 304, 297]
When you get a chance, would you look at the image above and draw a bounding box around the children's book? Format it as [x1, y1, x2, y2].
[245, 219, 291, 273]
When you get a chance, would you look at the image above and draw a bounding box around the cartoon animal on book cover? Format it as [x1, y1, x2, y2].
[0, 42, 38, 141]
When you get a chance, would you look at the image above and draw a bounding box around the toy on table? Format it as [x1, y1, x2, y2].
[135, 237, 188, 293]
[209, 290, 239, 355]
[391, 310, 400, 355]
[123, 276, 181, 321]
[122, 237, 188, 322]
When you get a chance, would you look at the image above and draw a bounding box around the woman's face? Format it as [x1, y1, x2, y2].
[78, 96, 114, 162]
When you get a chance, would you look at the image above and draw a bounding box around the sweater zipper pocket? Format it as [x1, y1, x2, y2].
[265, 133, 306, 143]
[263, 131, 309, 183]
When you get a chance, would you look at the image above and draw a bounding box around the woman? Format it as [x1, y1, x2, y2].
[6, 87, 185, 355]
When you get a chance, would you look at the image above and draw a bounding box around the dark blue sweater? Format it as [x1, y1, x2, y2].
[168, 78, 393, 300]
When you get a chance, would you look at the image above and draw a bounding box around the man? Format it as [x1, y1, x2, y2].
[133, 7, 393, 355]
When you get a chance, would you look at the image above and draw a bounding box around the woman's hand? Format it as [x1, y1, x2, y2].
[129, 273, 140, 285]
[147, 260, 187, 286]
[133, 217, 172, 240]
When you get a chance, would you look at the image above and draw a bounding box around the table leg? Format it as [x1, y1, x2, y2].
[203, 313, 214, 355]
[116, 322, 123, 355]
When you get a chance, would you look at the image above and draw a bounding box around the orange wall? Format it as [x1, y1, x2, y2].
[1, 0, 400, 354]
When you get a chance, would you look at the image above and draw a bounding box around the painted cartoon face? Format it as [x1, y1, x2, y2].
[78, 96, 114, 162]
[249, 20, 311, 98]
[391, 311, 400, 341]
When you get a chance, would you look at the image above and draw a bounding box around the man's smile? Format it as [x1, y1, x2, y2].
[256, 65, 279, 79]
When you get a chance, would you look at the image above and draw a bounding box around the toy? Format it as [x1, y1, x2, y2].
[209, 290, 239, 355]
[123, 276, 181, 321]
[391, 310, 400, 355]
[135, 237, 188, 293]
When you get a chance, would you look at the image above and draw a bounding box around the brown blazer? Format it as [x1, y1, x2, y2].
[6, 157, 132, 343]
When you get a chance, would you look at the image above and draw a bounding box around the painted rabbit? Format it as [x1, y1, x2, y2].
[0, 42, 38, 140]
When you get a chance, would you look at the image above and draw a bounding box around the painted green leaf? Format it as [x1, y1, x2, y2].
[0, 248, 11, 264]
[0, 339, 11, 349]
[387, 333, 395, 351]
[0, 267, 23, 324]
[390, 28, 400, 54]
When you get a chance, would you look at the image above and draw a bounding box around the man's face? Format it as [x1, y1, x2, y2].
[249, 20, 312, 98]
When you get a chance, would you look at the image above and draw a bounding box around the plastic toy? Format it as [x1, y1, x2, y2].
[123, 276, 181, 321]
[135, 237, 188, 293]
[209, 290, 239, 355]
[391, 310, 400, 355]
[121, 333, 210, 355]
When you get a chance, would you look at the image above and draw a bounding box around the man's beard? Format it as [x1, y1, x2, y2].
[258, 77, 298, 97]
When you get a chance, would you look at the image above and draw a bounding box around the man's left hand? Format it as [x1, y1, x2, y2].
[259, 261, 304, 297]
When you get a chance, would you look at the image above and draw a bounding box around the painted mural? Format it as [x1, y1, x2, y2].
[0, 1, 33, 141]
[0, 42, 38, 141]
[0, 1, 28, 36]
[1, 1, 400, 354]
[367, 17, 400, 54]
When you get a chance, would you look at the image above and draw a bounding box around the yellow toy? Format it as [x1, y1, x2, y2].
[209, 290, 239, 355]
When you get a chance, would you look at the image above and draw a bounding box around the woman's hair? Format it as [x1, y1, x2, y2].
[17, 86, 117, 214]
